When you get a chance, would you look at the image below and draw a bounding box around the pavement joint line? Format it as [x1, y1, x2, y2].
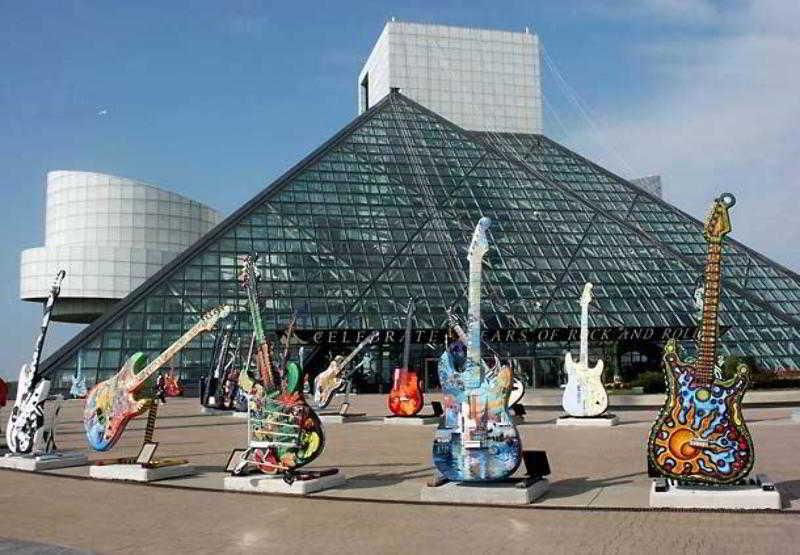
[2, 467, 796, 516]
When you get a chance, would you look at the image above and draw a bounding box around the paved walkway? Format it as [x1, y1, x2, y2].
[1, 396, 799, 553]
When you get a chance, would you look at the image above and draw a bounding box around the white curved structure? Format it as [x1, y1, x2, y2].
[20, 171, 221, 322]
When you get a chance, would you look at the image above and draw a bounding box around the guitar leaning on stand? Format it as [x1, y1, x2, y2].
[648, 193, 754, 484]
[84, 304, 231, 451]
[561, 282, 608, 417]
[433, 217, 522, 481]
[233, 254, 324, 480]
[314, 330, 379, 409]
[6, 270, 67, 455]
[387, 298, 424, 417]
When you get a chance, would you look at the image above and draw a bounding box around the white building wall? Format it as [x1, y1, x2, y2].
[358, 21, 543, 134]
[20, 171, 221, 313]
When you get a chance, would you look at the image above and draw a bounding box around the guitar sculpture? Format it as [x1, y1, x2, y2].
[388, 298, 424, 416]
[68, 355, 88, 399]
[164, 369, 184, 397]
[562, 283, 608, 417]
[84, 304, 231, 451]
[6, 270, 66, 454]
[313, 330, 379, 409]
[648, 193, 754, 484]
[433, 218, 522, 481]
[234, 254, 324, 477]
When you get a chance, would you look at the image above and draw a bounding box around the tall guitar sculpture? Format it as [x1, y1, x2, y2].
[648, 193, 754, 484]
[314, 330, 379, 409]
[433, 218, 522, 481]
[6, 270, 66, 454]
[84, 304, 231, 451]
[387, 298, 424, 416]
[233, 254, 324, 478]
[561, 282, 608, 417]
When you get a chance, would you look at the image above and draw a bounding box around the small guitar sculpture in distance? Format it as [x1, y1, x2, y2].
[433, 217, 522, 482]
[561, 282, 608, 417]
[313, 330, 379, 409]
[234, 253, 324, 477]
[6, 270, 66, 454]
[648, 193, 754, 484]
[68, 357, 88, 399]
[83, 305, 231, 451]
[388, 297, 424, 416]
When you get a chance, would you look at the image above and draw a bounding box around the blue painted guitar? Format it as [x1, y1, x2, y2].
[433, 217, 522, 481]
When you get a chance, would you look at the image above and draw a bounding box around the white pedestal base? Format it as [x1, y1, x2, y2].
[383, 415, 440, 425]
[421, 478, 550, 505]
[649, 475, 782, 510]
[224, 471, 346, 494]
[200, 406, 233, 416]
[230, 411, 248, 418]
[0, 451, 88, 471]
[557, 414, 619, 427]
[319, 413, 367, 424]
[790, 409, 800, 423]
[89, 463, 196, 482]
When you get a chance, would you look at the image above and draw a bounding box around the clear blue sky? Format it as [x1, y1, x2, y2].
[1, 1, 797, 380]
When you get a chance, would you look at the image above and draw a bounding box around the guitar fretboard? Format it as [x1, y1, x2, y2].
[696, 242, 723, 385]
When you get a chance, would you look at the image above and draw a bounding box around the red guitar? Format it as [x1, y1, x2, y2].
[164, 369, 184, 397]
[388, 298, 424, 416]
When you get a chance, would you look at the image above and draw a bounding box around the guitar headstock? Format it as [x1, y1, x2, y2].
[197, 305, 233, 332]
[238, 253, 261, 286]
[579, 282, 594, 308]
[467, 217, 492, 266]
[405, 297, 416, 317]
[50, 269, 66, 296]
[703, 193, 736, 243]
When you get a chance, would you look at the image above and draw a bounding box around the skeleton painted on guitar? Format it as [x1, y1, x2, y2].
[313, 330, 379, 409]
[83, 305, 231, 451]
[233, 254, 324, 478]
[649, 193, 754, 484]
[562, 283, 608, 417]
[433, 217, 522, 482]
[6, 270, 66, 454]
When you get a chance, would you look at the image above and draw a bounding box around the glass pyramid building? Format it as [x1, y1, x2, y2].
[40, 91, 800, 390]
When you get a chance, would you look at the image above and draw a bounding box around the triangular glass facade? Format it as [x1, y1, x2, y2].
[41, 92, 800, 389]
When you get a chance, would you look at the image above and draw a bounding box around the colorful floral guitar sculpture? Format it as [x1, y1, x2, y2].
[433, 218, 522, 481]
[83, 305, 231, 451]
[648, 193, 754, 484]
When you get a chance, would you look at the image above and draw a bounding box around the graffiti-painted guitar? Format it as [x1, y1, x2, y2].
[433, 218, 521, 481]
[388, 298, 424, 416]
[234, 254, 324, 477]
[313, 330, 379, 409]
[6, 270, 66, 454]
[648, 193, 754, 484]
[84, 305, 231, 451]
[562, 282, 608, 417]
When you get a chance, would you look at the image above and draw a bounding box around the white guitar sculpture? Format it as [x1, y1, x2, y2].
[561, 282, 608, 417]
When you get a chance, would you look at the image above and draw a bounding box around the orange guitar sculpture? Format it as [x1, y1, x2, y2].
[648, 193, 754, 484]
[387, 298, 424, 416]
[84, 305, 231, 451]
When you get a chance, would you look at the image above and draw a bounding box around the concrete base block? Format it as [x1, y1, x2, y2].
[0, 451, 88, 471]
[200, 406, 233, 416]
[224, 470, 346, 495]
[383, 415, 440, 425]
[89, 463, 196, 482]
[649, 475, 782, 510]
[319, 413, 368, 424]
[421, 478, 550, 505]
[790, 409, 800, 423]
[557, 414, 619, 427]
[230, 411, 248, 419]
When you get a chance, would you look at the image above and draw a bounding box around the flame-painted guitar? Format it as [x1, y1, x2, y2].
[83, 305, 231, 451]
[388, 298, 424, 416]
[233, 254, 324, 477]
[433, 218, 522, 481]
[164, 369, 184, 397]
[562, 283, 608, 417]
[313, 330, 379, 409]
[648, 193, 754, 484]
[6, 270, 66, 454]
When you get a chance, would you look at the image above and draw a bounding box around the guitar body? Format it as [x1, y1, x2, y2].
[6, 364, 52, 454]
[241, 362, 324, 474]
[387, 367, 424, 417]
[164, 374, 184, 397]
[648, 340, 753, 484]
[313, 363, 344, 409]
[84, 352, 152, 451]
[433, 352, 522, 481]
[69, 375, 88, 399]
[562, 353, 608, 417]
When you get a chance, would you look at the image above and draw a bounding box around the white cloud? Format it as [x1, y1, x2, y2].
[565, 1, 800, 271]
